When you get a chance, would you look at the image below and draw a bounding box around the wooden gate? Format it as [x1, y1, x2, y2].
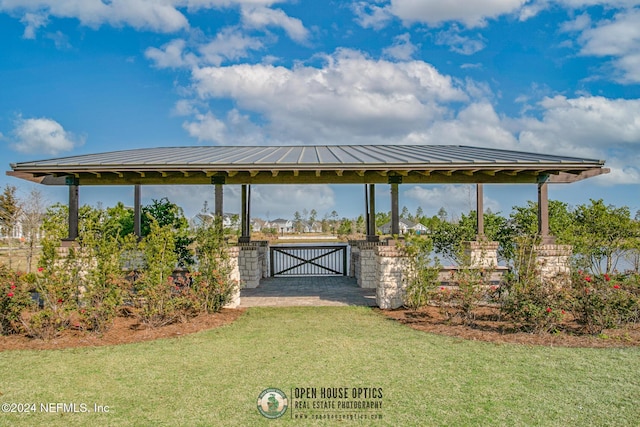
[270, 245, 348, 276]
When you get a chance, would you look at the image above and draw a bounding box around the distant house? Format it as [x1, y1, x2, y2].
[300, 221, 323, 233]
[379, 218, 428, 235]
[251, 218, 267, 232]
[268, 218, 293, 234]
[0, 214, 45, 241]
[192, 213, 240, 230]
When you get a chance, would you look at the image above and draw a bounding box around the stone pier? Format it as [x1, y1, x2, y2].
[375, 245, 409, 309]
[462, 240, 499, 268]
[533, 244, 572, 284]
[350, 240, 384, 289]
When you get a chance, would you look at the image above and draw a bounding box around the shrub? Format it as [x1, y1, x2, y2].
[569, 271, 640, 334]
[21, 246, 80, 339]
[131, 220, 186, 327]
[192, 218, 238, 313]
[435, 265, 495, 326]
[403, 236, 441, 310]
[500, 236, 569, 333]
[76, 229, 135, 332]
[0, 265, 33, 335]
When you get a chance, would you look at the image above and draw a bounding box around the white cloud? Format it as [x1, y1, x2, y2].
[1, 0, 189, 33]
[517, 95, 640, 157]
[182, 111, 227, 143]
[10, 117, 84, 155]
[250, 185, 336, 219]
[182, 109, 266, 144]
[146, 28, 264, 69]
[198, 27, 264, 65]
[382, 33, 417, 60]
[241, 6, 309, 43]
[144, 183, 336, 219]
[579, 9, 640, 57]
[191, 49, 467, 143]
[388, 0, 528, 28]
[422, 102, 518, 149]
[562, 8, 640, 83]
[0, 0, 284, 36]
[145, 39, 194, 69]
[435, 27, 486, 55]
[404, 185, 500, 217]
[352, 2, 393, 30]
[20, 12, 48, 39]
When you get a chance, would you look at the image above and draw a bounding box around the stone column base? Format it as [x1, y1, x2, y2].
[225, 247, 241, 308]
[462, 240, 499, 268]
[533, 244, 572, 285]
[375, 245, 408, 309]
[352, 240, 383, 288]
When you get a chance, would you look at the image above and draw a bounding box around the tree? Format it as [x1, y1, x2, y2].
[431, 210, 514, 264]
[20, 189, 47, 273]
[309, 209, 318, 223]
[509, 200, 573, 243]
[375, 211, 390, 228]
[401, 206, 410, 219]
[570, 199, 637, 274]
[415, 206, 424, 223]
[437, 207, 448, 222]
[105, 202, 134, 237]
[293, 211, 303, 233]
[141, 198, 193, 267]
[337, 217, 352, 236]
[0, 185, 21, 269]
[355, 215, 366, 235]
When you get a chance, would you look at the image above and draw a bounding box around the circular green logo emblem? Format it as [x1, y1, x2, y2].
[257, 388, 288, 419]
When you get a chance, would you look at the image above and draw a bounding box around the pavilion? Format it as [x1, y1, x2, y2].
[7, 144, 609, 243]
[8, 144, 609, 308]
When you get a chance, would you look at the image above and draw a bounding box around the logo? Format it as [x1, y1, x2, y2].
[257, 388, 288, 419]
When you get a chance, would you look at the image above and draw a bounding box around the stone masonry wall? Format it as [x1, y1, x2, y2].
[375, 245, 409, 309]
[351, 241, 383, 289]
[534, 244, 572, 285]
[237, 246, 262, 288]
[463, 240, 499, 268]
[225, 247, 241, 308]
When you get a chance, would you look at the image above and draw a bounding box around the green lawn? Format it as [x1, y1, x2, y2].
[1, 307, 639, 426]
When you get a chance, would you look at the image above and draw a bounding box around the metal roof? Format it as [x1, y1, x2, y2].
[7, 144, 608, 185]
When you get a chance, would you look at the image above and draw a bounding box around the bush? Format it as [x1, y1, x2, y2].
[191, 218, 238, 313]
[77, 231, 135, 332]
[569, 271, 640, 334]
[403, 237, 441, 310]
[21, 246, 80, 339]
[0, 266, 33, 335]
[131, 220, 187, 327]
[434, 265, 496, 326]
[500, 236, 569, 333]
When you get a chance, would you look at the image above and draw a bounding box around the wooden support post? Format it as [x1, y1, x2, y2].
[215, 184, 223, 218]
[66, 178, 79, 241]
[367, 184, 379, 242]
[391, 182, 399, 236]
[134, 184, 141, 238]
[240, 184, 251, 243]
[364, 185, 369, 236]
[476, 183, 484, 239]
[212, 176, 225, 234]
[537, 182, 555, 244]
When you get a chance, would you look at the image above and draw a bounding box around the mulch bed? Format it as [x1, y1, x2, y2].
[2, 306, 639, 351]
[378, 305, 640, 348]
[0, 309, 245, 351]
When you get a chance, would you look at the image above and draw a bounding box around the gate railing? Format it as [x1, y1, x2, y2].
[270, 245, 348, 276]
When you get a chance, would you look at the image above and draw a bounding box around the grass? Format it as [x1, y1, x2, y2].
[1, 306, 639, 426]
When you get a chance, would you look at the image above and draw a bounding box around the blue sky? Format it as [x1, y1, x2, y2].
[1, 0, 639, 222]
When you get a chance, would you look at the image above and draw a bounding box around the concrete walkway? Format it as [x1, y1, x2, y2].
[239, 276, 376, 307]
